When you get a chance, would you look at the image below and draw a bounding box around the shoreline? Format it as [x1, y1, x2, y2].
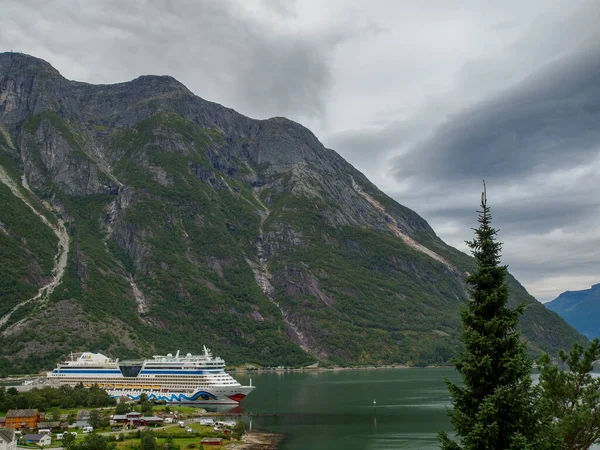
[228, 364, 453, 373]
[230, 431, 284, 450]
[0, 364, 454, 384]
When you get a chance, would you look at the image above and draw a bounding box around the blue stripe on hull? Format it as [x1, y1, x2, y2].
[115, 391, 224, 403]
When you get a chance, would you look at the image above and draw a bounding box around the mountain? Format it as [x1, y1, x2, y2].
[545, 284, 600, 339]
[0, 52, 586, 374]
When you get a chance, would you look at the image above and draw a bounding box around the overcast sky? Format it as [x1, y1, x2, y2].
[2, 0, 599, 302]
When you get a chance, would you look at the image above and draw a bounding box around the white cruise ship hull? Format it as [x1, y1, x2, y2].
[108, 385, 255, 405]
[47, 349, 255, 405]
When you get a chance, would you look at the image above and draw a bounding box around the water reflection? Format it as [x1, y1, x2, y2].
[233, 368, 459, 450]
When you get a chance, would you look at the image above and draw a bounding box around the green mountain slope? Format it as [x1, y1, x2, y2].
[0, 52, 586, 373]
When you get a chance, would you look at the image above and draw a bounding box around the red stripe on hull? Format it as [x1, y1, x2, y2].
[227, 393, 247, 403]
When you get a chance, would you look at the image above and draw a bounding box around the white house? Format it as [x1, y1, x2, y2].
[21, 434, 51, 447]
[0, 428, 17, 450]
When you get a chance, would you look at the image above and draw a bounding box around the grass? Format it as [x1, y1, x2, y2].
[154, 405, 204, 415]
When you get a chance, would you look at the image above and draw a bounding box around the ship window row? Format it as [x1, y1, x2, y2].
[53, 376, 236, 382]
[56, 377, 238, 386]
[52, 374, 231, 380]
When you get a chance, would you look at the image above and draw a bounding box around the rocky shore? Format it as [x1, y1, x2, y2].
[230, 431, 284, 449]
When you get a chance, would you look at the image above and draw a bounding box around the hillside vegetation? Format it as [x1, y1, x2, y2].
[0, 52, 586, 373]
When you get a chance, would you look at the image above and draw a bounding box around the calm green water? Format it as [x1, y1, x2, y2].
[231, 368, 460, 450]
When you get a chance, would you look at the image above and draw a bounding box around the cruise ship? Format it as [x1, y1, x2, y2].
[47, 347, 254, 404]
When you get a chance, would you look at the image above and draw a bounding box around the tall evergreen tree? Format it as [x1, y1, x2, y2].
[439, 184, 541, 450]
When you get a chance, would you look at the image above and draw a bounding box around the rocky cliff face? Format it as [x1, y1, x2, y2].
[0, 52, 587, 372]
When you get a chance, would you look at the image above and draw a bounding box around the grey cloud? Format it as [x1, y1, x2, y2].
[0, 0, 352, 121]
[419, 192, 600, 302]
[392, 41, 600, 185]
[325, 121, 413, 170]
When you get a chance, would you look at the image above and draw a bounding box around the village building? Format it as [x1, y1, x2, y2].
[21, 434, 52, 447]
[4, 410, 40, 430]
[76, 410, 90, 428]
[0, 428, 17, 450]
[111, 412, 162, 427]
[37, 422, 62, 431]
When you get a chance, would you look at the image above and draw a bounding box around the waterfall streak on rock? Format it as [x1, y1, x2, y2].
[0, 166, 69, 332]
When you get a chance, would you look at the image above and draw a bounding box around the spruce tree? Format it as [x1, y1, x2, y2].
[439, 184, 541, 450]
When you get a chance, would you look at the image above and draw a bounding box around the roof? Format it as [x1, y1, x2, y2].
[38, 421, 61, 428]
[0, 428, 15, 442]
[201, 438, 223, 443]
[22, 434, 46, 441]
[6, 409, 39, 418]
[76, 410, 90, 420]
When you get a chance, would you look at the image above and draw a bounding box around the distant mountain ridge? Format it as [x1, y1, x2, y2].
[0, 52, 586, 373]
[545, 284, 600, 339]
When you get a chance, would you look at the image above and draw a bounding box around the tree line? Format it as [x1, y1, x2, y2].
[0, 384, 115, 412]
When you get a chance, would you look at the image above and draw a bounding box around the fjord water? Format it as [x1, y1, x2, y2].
[233, 368, 460, 450]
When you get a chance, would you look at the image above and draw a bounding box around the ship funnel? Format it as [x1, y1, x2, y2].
[176, 350, 180, 358]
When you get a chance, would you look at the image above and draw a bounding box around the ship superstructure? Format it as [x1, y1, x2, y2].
[47, 347, 254, 404]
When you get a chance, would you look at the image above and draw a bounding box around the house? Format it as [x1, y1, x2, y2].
[4, 410, 40, 430]
[112, 412, 143, 426]
[21, 434, 51, 447]
[0, 428, 17, 450]
[36, 422, 61, 431]
[201, 438, 223, 447]
[76, 410, 90, 428]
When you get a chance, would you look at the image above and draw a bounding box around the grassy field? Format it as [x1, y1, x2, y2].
[153, 405, 206, 415]
[37, 423, 230, 449]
